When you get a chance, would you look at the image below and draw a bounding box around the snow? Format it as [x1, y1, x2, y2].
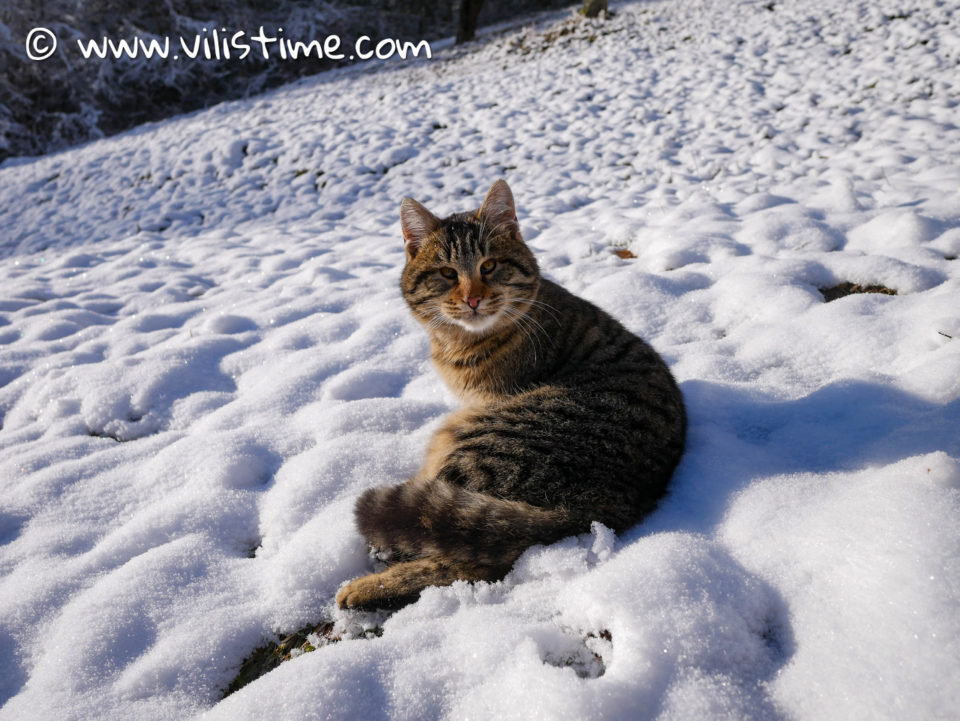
[1, 0, 959, 719]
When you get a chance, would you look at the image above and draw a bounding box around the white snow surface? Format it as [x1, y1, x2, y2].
[1, 0, 959, 719]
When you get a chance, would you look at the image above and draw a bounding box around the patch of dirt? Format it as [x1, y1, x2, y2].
[507, 13, 620, 55]
[223, 618, 384, 698]
[818, 282, 897, 302]
[540, 628, 611, 679]
[223, 621, 338, 698]
[613, 248, 637, 259]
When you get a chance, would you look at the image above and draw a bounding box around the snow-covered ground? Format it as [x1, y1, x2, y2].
[1, 0, 959, 718]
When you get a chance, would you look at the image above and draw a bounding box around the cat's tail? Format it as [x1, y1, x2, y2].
[354, 477, 574, 569]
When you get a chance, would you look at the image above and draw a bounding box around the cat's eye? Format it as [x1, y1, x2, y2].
[479, 259, 497, 274]
[439, 267, 458, 279]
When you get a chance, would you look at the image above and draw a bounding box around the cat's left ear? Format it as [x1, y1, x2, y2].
[478, 179, 518, 232]
[400, 197, 441, 258]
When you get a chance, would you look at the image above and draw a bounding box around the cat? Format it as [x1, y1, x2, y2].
[336, 179, 686, 611]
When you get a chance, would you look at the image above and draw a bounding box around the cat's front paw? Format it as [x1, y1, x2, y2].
[336, 573, 415, 611]
[336, 574, 377, 609]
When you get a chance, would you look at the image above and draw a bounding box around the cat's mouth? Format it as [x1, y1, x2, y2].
[447, 305, 503, 333]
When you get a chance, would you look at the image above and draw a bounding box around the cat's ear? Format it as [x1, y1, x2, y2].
[478, 179, 518, 232]
[400, 197, 441, 258]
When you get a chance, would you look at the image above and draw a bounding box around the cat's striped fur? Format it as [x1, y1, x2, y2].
[336, 180, 686, 610]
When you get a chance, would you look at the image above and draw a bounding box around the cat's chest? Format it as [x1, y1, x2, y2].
[433, 358, 508, 405]
[429, 328, 530, 398]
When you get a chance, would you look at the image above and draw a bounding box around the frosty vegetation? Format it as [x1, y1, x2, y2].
[0, 0, 571, 163]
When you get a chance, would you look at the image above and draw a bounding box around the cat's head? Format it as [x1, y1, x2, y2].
[399, 180, 540, 335]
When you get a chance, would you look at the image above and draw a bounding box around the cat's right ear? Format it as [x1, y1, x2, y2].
[400, 197, 441, 258]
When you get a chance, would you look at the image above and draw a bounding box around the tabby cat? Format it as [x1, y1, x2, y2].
[336, 180, 686, 610]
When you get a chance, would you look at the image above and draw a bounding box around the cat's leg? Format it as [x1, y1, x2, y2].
[336, 555, 504, 611]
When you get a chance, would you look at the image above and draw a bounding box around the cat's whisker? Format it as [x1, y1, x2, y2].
[423, 309, 455, 334]
[514, 313, 548, 360]
[500, 316, 538, 364]
[501, 298, 559, 344]
[497, 304, 546, 363]
[504, 295, 563, 322]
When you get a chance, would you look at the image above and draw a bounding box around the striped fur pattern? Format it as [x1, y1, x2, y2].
[336, 180, 686, 610]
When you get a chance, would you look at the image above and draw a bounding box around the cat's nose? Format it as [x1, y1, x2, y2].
[464, 296, 482, 309]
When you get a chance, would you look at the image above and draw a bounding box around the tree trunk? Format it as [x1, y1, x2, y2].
[456, 0, 485, 44]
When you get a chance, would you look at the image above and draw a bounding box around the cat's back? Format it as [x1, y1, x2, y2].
[448, 277, 686, 528]
[533, 279, 680, 396]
